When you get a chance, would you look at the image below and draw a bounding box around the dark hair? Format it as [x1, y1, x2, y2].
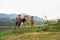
[27, 15, 29, 17]
[31, 16, 33, 18]
[18, 15, 21, 16]
[24, 15, 26, 17]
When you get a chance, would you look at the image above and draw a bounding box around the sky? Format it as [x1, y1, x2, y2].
[0, 0, 60, 20]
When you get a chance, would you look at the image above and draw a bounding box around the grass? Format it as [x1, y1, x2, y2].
[2, 32, 60, 40]
[0, 24, 60, 40]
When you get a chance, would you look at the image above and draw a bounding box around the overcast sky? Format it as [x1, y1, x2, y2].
[0, 0, 60, 20]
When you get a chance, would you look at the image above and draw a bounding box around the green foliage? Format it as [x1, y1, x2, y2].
[0, 23, 60, 40]
[44, 20, 57, 24]
[0, 25, 60, 36]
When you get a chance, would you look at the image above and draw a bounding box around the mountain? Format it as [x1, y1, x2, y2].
[0, 13, 28, 20]
[34, 16, 44, 25]
[0, 13, 8, 18]
[0, 13, 44, 20]
[0, 13, 44, 26]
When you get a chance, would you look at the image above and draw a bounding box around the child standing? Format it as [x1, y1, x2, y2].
[30, 16, 34, 27]
[14, 15, 22, 31]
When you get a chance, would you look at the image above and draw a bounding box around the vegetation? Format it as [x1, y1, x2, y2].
[0, 20, 60, 40]
[0, 23, 60, 40]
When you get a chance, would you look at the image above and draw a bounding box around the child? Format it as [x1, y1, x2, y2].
[25, 15, 30, 25]
[21, 16, 26, 27]
[30, 16, 34, 27]
[14, 15, 22, 31]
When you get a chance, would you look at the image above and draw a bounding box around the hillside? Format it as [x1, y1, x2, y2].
[4, 32, 60, 40]
[0, 24, 60, 40]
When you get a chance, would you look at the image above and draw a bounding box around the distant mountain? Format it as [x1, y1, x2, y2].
[0, 13, 44, 26]
[0, 13, 8, 18]
[0, 13, 28, 20]
[34, 16, 43, 21]
[8, 14, 17, 20]
[34, 16, 44, 25]
[0, 13, 43, 20]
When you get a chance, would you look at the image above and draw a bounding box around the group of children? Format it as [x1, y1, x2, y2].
[14, 15, 34, 30]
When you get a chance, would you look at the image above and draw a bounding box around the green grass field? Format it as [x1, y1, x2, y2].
[0, 24, 60, 40]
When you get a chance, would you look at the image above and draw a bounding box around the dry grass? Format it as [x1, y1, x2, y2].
[4, 32, 60, 40]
